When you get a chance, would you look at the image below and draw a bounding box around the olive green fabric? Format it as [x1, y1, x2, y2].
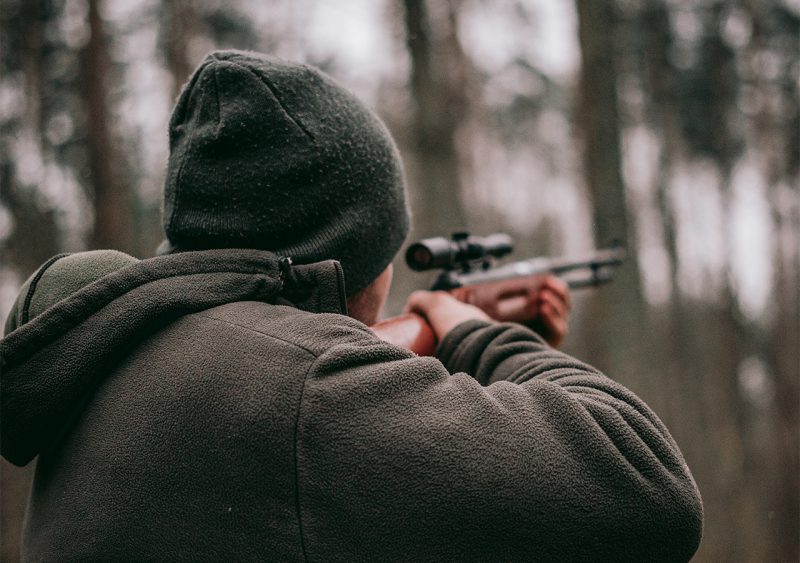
[158, 50, 410, 296]
[4, 250, 137, 336]
[0, 250, 702, 561]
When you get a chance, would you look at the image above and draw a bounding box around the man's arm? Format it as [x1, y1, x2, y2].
[293, 307, 703, 561]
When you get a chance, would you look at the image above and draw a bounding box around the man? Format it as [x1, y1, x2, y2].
[1, 50, 702, 561]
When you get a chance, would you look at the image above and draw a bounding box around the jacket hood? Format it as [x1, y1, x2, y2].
[1, 248, 347, 466]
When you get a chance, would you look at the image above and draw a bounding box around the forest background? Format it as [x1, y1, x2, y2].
[0, 0, 798, 561]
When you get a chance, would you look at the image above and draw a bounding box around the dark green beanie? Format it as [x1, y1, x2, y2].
[158, 50, 410, 296]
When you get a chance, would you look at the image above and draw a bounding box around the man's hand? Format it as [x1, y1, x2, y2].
[405, 275, 571, 349]
[404, 291, 492, 343]
[524, 275, 571, 349]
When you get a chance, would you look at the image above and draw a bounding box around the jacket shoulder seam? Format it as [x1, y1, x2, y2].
[192, 312, 319, 358]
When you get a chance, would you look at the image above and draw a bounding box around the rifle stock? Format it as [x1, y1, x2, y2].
[372, 313, 437, 357]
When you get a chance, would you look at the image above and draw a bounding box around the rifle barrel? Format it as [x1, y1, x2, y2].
[443, 247, 626, 289]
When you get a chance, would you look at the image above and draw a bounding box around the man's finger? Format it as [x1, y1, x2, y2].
[538, 300, 568, 348]
[540, 275, 571, 311]
[538, 287, 569, 321]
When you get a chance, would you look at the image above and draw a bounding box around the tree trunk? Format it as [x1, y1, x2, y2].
[767, 180, 800, 563]
[162, 0, 197, 101]
[401, 0, 470, 239]
[81, 0, 136, 254]
[575, 0, 645, 378]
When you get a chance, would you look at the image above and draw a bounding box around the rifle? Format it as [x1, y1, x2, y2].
[372, 232, 625, 355]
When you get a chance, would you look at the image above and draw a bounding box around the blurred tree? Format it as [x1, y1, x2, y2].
[82, 0, 136, 254]
[401, 0, 471, 237]
[162, 0, 198, 101]
[747, 4, 800, 560]
[613, 1, 799, 559]
[638, 0, 680, 296]
[0, 0, 61, 275]
[767, 190, 800, 563]
[574, 0, 646, 380]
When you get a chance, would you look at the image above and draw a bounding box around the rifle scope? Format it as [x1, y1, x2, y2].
[405, 232, 513, 271]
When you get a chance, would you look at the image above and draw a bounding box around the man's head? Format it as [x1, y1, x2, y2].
[158, 50, 409, 301]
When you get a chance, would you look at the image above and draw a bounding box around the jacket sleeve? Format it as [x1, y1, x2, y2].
[295, 317, 703, 562]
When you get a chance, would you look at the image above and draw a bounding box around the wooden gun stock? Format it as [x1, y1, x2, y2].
[371, 313, 437, 357]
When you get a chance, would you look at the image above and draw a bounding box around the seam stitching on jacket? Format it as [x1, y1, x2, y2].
[292, 361, 315, 562]
[21, 253, 71, 325]
[194, 312, 319, 358]
[197, 309, 318, 559]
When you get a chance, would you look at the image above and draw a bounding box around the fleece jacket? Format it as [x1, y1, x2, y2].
[0, 249, 702, 562]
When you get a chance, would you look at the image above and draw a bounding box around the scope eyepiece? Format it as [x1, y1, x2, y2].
[405, 232, 513, 271]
